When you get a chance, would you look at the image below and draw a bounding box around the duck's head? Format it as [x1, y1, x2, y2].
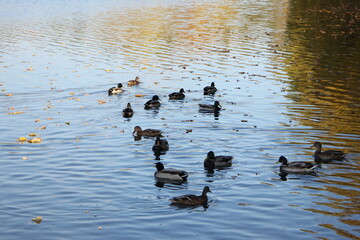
[152, 95, 160, 101]
[127, 103, 132, 108]
[214, 101, 221, 108]
[155, 162, 164, 171]
[211, 82, 215, 87]
[277, 156, 288, 164]
[311, 142, 322, 150]
[135, 76, 140, 81]
[207, 151, 215, 159]
[133, 126, 142, 132]
[117, 83, 123, 88]
[203, 186, 212, 194]
[179, 88, 185, 93]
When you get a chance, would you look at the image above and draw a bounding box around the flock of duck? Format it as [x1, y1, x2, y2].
[108, 77, 347, 207]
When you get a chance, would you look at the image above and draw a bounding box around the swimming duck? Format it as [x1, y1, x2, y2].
[144, 95, 161, 109]
[122, 103, 134, 118]
[152, 137, 169, 152]
[199, 101, 222, 112]
[311, 142, 345, 162]
[170, 186, 211, 205]
[169, 88, 185, 100]
[204, 151, 233, 168]
[108, 83, 124, 95]
[154, 162, 188, 182]
[132, 126, 163, 137]
[203, 82, 217, 95]
[277, 156, 318, 174]
[128, 76, 140, 86]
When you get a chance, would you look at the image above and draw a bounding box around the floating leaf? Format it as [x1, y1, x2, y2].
[28, 133, 37, 137]
[35, 119, 41, 122]
[7, 111, 24, 115]
[17, 137, 27, 142]
[27, 138, 42, 143]
[5, 94, 13, 96]
[135, 94, 144, 97]
[32, 216, 42, 224]
[22, 157, 28, 160]
[97, 100, 107, 105]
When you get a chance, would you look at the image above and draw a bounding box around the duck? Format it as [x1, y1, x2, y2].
[276, 156, 318, 174]
[132, 126, 163, 137]
[199, 101, 222, 112]
[170, 186, 211, 205]
[152, 137, 169, 152]
[203, 82, 217, 95]
[128, 76, 140, 86]
[169, 88, 185, 100]
[154, 162, 188, 182]
[311, 142, 346, 162]
[204, 151, 233, 168]
[122, 103, 134, 118]
[108, 83, 124, 95]
[144, 95, 161, 109]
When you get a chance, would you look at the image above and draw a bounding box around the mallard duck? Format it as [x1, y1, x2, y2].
[144, 95, 161, 109]
[311, 142, 345, 162]
[154, 162, 188, 182]
[170, 186, 211, 205]
[128, 76, 140, 86]
[108, 83, 124, 95]
[152, 137, 169, 152]
[122, 103, 134, 118]
[204, 151, 233, 168]
[277, 156, 318, 174]
[203, 82, 217, 95]
[169, 88, 185, 100]
[132, 126, 163, 137]
[199, 101, 222, 112]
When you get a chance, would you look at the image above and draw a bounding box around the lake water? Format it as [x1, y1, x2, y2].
[1, 0, 359, 239]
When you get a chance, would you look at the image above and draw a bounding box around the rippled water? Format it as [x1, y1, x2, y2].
[1, 0, 359, 239]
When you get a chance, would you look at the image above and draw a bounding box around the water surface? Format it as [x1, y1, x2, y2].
[0, 0, 359, 239]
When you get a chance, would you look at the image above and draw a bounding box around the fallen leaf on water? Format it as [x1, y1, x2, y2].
[7, 111, 24, 115]
[98, 226, 102, 230]
[35, 119, 41, 122]
[5, 94, 13, 96]
[32, 216, 42, 224]
[28, 133, 37, 137]
[186, 129, 192, 133]
[22, 157, 28, 160]
[69, 92, 75, 95]
[46, 118, 53, 120]
[17, 137, 27, 142]
[27, 138, 42, 143]
[135, 94, 144, 97]
[98, 100, 107, 105]
[8, 106, 15, 110]
[105, 69, 113, 72]
[238, 203, 253, 206]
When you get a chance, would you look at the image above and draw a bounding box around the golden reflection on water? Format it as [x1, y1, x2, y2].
[281, 0, 360, 152]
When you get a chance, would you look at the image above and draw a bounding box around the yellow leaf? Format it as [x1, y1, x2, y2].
[135, 94, 144, 97]
[29, 133, 37, 137]
[17, 137, 27, 142]
[27, 138, 42, 143]
[5, 94, 13, 96]
[7, 111, 24, 115]
[32, 216, 42, 224]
